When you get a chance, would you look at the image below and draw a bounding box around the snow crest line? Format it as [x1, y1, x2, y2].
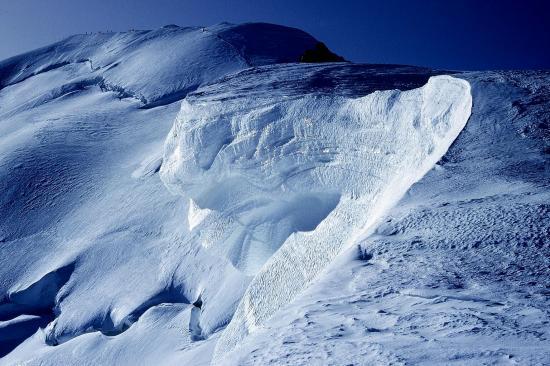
[160, 75, 472, 362]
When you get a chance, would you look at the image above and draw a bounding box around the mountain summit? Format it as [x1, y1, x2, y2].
[0, 23, 328, 109]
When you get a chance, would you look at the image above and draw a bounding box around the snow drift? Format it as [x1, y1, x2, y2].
[214, 70, 550, 365]
[161, 74, 472, 359]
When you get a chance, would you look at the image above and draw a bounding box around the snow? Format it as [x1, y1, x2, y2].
[161, 71, 472, 359]
[0, 23, 548, 366]
[0, 23, 319, 362]
[3, 304, 215, 366]
[0, 22, 318, 108]
[206, 71, 550, 365]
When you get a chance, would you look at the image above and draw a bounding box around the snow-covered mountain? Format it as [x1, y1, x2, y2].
[0, 23, 548, 365]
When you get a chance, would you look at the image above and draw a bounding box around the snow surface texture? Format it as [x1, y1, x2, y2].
[219, 71, 550, 365]
[0, 23, 320, 362]
[1, 23, 549, 366]
[161, 73, 473, 360]
[0, 22, 317, 109]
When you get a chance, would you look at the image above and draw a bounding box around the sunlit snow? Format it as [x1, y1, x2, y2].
[0, 23, 548, 366]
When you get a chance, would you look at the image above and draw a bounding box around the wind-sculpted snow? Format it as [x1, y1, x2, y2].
[2, 23, 548, 365]
[0, 22, 325, 359]
[161, 73, 472, 360]
[216, 71, 550, 366]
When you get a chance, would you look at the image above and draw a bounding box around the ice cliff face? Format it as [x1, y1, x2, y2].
[161, 70, 472, 358]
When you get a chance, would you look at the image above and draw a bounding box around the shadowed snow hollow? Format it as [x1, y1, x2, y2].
[160, 74, 472, 360]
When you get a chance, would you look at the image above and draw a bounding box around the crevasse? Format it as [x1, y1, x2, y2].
[160, 75, 472, 362]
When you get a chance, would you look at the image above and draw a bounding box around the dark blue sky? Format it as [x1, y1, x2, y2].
[1, 0, 548, 69]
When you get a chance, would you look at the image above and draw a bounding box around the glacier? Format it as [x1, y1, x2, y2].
[0, 22, 318, 109]
[0, 23, 549, 366]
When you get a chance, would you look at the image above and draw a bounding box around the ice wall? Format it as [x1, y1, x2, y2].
[160, 75, 472, 361]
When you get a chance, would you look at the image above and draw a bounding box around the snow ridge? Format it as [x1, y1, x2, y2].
[160, 75, 472, 361]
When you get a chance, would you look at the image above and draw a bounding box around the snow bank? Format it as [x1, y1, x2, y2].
[1, 304, 216, 366]
[160, 75, 472, 360]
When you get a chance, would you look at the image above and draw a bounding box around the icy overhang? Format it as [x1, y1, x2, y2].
[160, 68, 472, 360]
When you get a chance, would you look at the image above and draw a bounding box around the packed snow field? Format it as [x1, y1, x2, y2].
[0, 23, 548, 365]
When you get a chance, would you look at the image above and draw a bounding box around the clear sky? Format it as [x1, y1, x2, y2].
[0, 0, 549, 70]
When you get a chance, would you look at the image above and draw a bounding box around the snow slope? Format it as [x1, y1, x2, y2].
[1, 24, 549, 366]
[215, 71, 550, 365]
[0, 22, 318, 109]
[0, 23, 321, 361]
